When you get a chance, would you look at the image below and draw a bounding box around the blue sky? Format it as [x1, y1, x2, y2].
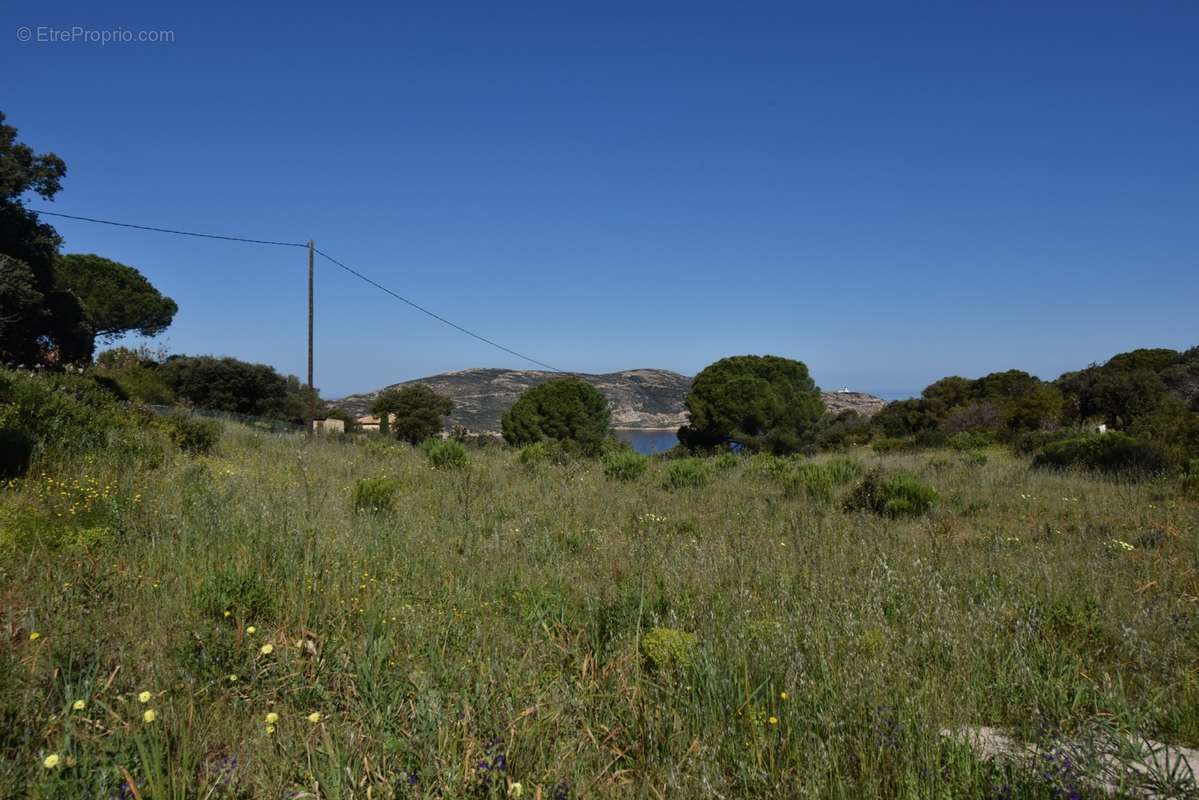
[4, 2, 1197, 398]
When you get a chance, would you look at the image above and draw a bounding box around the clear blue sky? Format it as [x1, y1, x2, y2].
[5, 2, 1197, 398]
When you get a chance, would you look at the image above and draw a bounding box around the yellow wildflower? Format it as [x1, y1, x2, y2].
[265, 712, 279, 724]
[72, 699, 86, 711]
[138, 691, 151, 704]
[228, 674, 238, 682]
[43, 753, 60, 769]
[266, 725, 275, 735]
[223, 610, 231, 618]
[509, 782, 523, 797]
[246, 626, 256, 635]
[259, 643, 274, 655]
[29, 632, 40, 641]
[307, 712, 321, 724]
[143, 709, 157, 723]
[779, 692, 789, 701]
[768, 716, 779, 725]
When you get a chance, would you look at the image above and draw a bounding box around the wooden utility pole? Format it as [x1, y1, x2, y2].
[307, 240, 315, 436]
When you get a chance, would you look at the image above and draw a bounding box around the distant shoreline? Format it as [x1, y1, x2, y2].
[612, 426, 680, 432]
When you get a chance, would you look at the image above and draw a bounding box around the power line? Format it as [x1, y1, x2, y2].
[33, 209, 308, 248]
[31, 208, 568, 373]
[314, 248, 566, 373]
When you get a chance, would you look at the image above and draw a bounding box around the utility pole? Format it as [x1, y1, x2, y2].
[307, 240, 315, 436]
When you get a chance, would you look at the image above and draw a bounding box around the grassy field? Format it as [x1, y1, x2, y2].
[2, 423, 1198, 798]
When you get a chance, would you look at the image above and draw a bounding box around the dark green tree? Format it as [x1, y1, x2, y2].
[158, 355, 290, 417]
[371, 384, 453, 444]
[677, 355, 824, 454]
[502, 377, 611, 453]
[0, 111, 93, 364]
[56, 254, 177, 341]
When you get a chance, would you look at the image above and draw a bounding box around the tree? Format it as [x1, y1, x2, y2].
[677, 355, 824, 454]
[158, 355, 290, 417]
[371, 384, 453, 444]
[0, 111, 93, 364]
[501, 378, 611, 452]
[56, 254, 177, 341]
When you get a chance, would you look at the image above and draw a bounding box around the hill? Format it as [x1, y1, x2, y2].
[332, 368, 885, 433]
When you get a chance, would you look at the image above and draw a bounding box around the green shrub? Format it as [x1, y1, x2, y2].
[1180, 459, 1199, 498]
[963, 450, 988, 466]
[844, 470, 938, 517]
[501, 378, 611, 453]
[0, 368, 135, 456]
[601, 450, 648, 481]
[871, 437, 910, 455]
[712, 452, 739, 471]
[422, 438, 469, 470]
[1031, 432, 1169, 475]
[785, 458, 863, 501]
[0, 427, 33, 478]
[518, 439, 576, 467]
[156, 412, 221, 454]
[948, 430, 995, 451]
[641, 626, 697, 671]
[352, 476, 399, 513]
[661, 458, 708, 490]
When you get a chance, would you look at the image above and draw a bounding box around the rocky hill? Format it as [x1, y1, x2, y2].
[333, 369, 885, 434]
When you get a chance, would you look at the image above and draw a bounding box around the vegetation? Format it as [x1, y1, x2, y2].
[54, 254, 177, 342]
[157, 355, 320, 424]
[421, 438, 469, 470]
[678, 354, 825, 454]
[501, 377, 611, 453]
[371, 384, 453, 444]
[1, 383, 1197, 797]
[601, 450, 648, 482]
[1031, 432, 1169, 476]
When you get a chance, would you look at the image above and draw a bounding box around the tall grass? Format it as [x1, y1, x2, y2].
[1, 428, 1196, 797]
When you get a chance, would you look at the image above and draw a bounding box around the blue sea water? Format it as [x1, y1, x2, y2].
[614, 429, 679, 455]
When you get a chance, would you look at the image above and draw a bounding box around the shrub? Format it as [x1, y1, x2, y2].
[157, 412, 221, 455]
[844, 470, 938, 517]
[1182, 460, 1199, 497]
[518, 439, 577, 467]
[712, 452, 739, 471]
[871, 437, 910, 455]
[641, 626, 697, 671]
[662, 458, 708, 490]
[947, 430, 995, 451]
[602, 450, 648, 482]
[1031, 432, 1169, 475]
[422, 438, 469, 470]
[0, 427, 33, 478]
[371, 384, 453, 444]
[0, 368, 135, 456]
[352, 476, 399, 513]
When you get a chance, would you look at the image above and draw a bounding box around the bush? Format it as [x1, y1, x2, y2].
[602, 450, 648, 481]
[518, 439, 578, 467]
[352, 476, 399, 513]
[844, 470, 938, 517]
[871, 437, 910, 455]
[422, 438, 469, 470]
[1183, 460, 1199, 497]
[157, 412, 221, 455]
[712, 452, 740, 471]
[662, 458, 708, 490]
[1031, 432, 1169, 475]
[641, 627, 697, 671]
[947, 430, 995, 451]
[0, 427, 33, 478]
[0, 368, 135, 456]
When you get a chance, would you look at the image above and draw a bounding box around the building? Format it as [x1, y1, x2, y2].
[313, 418, 345, 434]
[355, 413, 394, 433]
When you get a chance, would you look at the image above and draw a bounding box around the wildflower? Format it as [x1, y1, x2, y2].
[265, 725, 275, 735]
[780, 692, 789, 701]
[29, 631, 40, 641]
[307, 712, 321, 724]
[246, 626, 256, 635]
[138, 691, 152, 704]
[768, 716, 779, 725]
[223, 610, 231, 618]
[509, 782, 523, 797]
[72, 699, 86, 711]
[259, 643, 274, 655]
[143, 709, 157, 723]
[265, 712, 279, 724]
[43, 753, 60, 768]
[228, 675, 238, 682]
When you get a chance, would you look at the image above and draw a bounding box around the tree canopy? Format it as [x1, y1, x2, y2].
[157, 355, 322, 423]
[501, 378, 611, 452]
[371, 384, 454, 444]
[56, 254, 177, 341]
[0, 111, 94, 365]
[677, 355, 824, 454]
